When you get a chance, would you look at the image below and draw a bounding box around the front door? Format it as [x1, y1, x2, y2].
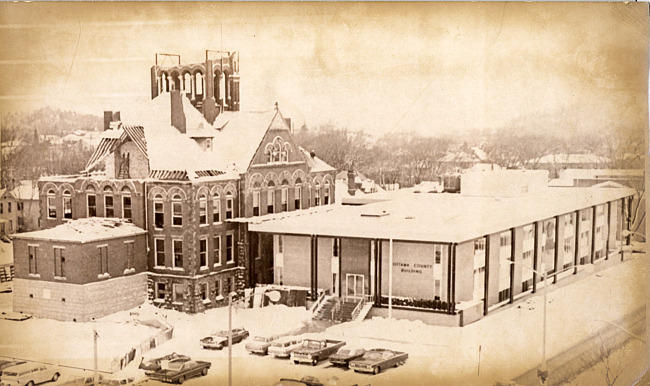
[346, 274, 364, 299]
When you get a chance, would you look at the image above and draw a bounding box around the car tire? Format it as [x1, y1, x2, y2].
[217, 343, 224, 350]
[26, 382, 34, 386]
[294, 360, 299, 365]
[373, 366, 380, 375]
[177, 375, 185, 384]
[312, 359, 317, 366]
[52, 372, 60, 381]
[201, 367, 208, 376]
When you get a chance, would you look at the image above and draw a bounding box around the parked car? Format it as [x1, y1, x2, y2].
[200, 328, 249, 350]
[267, 337, 303, 359]
[0, 361, 25, 377]
[0, 362, 60, 385]
[139, 353, 190, 371]
[245, 335, 279, 355]
[328, 346, 366, 367]
[291, 339, 345, 366]
[146, 359, 210, 384]
[58, 374, 103, 386]
[349, 348, 408, 374]
[272, 376, 323, 386]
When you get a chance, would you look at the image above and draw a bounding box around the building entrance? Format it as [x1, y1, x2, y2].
[345, 274, 364, 299]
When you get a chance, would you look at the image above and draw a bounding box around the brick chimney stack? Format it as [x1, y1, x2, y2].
[103, 111, 121, 131]
[170, 90, 186, 134]
[347, 170, 356, 196]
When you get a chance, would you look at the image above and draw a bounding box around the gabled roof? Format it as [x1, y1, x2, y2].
[300, 148, 335, 173]
[84, 125, 148, 172]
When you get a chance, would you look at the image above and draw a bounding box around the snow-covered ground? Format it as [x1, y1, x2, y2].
[0, 250, 645, 385]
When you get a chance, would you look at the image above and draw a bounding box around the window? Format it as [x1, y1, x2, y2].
[565, 213, 573, 227]
[47, 189, 57, 219]
[172, 194, 182, 226]
[215, 279, 222, 297]
[28, 245, 38, 274]
[331, 238, 338, 257]
[200, 282, 209, 301]
[213, 236, 221, 266]
[206, 138, 212, 151]
[154, 194, 164, 228]
[500, 233, 511, 247]
[278, 235, 284, 254]
[324, 182, 330, 205]
[267, 187, 275, 214]
[252, 190, 260, 216]
[294, 186, 302, 210]
[104, 187, 114, 217]
[98, 245, 108, 275]
[87, 192, 97, 217]
[474, 238, 486, 254]
[225, 194, 233, 219]
[434, 244, 443, 264]
[54, 247, 65, 277]
[224, 276, 232, 295]
[7, 202, 11, 213]
[173, 239, 183, 268]
[212, 194, 221, 223]
[125, 241, 134, 270]
[198, 194, 208, 225]
[155, 238, 165, 266]
[62, 190, 72, 219]
[0, 203, 3, 214]
[314, 185, 320, 206]
[17, 202, 23, 211]
[226, 234, 234, 263]
[524, 224, 534, 240]
[122, 189, 132, 220]
[155, 282, 166, 299]
[173, 283, 185, 302]
[281, 187, 288, 212]
[199, 238, 208, 269]
[8, 220, 12, 232]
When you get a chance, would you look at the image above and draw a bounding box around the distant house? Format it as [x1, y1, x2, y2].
[551, 169, 644, 189]
[11, 181, 40, 232]
[335, 171, 385, 204]
[440, 146, 490, 173]
[0, 189, 17, 237]
[529, 153, 610, 179]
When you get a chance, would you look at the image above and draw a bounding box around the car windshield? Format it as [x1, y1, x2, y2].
[254, 337, 266, 342]
[166, 362, 184, 371]
[216, 331, 229, 337]
[365, 352, 384, 360]
[273, 342, 288, 347]
[336, 349, 350, 355]
[305, 341, 321, 349]
[4, 371, 17, 376]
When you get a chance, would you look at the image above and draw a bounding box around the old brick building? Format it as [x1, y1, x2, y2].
[13, 50, 336, 319]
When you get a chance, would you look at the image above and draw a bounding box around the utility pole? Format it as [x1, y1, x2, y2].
[228, 292, 233, 386]
[93, 329, 99, 385]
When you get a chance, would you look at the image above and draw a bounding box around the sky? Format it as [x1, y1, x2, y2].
[0, 2, 647, 138]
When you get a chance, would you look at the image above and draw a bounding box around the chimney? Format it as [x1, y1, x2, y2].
[103, 111, 113, 131]
[112, 111, 121, 122]
[170, 90, 186, 134]
[201, 59, 218, 124]
[347, 170, 356, 196]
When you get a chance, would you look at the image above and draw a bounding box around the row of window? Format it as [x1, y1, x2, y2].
[154, 193, 234, 229]
[251, 184, 331, 217]
[27, 242, 135, 278]
[155, 276, 236, 303]
[153, 234, 234, 269]
[47, 188, 133, 221]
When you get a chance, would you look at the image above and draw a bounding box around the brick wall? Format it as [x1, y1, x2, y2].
[13, 273, 147, 322]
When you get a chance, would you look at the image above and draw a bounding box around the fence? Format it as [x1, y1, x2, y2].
[109, 315, 175, 373]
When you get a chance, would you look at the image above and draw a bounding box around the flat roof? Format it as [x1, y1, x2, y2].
[14, 218, 146, 244]
[249, 186, 634, 243]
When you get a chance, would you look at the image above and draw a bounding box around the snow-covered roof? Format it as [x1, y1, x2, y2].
[249, 185, 634, 243]
[14, 218, 146, 244]
[10, 181, 39, 201]
[558, 168, 644, 180]
[299, 148, 336, 173]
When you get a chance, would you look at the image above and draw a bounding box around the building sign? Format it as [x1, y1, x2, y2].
[381, 242, 441, 300]
[393, 262, 433, 274]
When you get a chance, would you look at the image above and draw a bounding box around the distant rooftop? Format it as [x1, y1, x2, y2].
[14, 218, 146, 244]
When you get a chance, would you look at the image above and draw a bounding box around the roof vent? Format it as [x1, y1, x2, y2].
[360, 210, 389, 218]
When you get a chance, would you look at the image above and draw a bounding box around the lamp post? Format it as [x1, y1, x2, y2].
[227, 290, 280, 386]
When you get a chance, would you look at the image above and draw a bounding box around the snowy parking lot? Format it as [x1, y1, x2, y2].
[0, 249, 645, 385]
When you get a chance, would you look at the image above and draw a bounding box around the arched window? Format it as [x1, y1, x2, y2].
[121, 187, 132, 221]
[47, 189, 57, 219]
[314, 182, 321, 206]
[294, 178, 302, 210]
[267, 181, 275, 214]
[103, 186, 114, 217]
[225, 192, 234, 219]
[198, 194, 208, 225]
[195, 72, 204, 96]
[62, 190, 72, 219]
[281, 179, 289, 212]
[252, 182, 261, 217]
[86, 186, 97, 217]
[154, 193, 164, 229]
[172, 194, 183, 226]
[212, 193, 221, 223]
[324, 181, 330, 205]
